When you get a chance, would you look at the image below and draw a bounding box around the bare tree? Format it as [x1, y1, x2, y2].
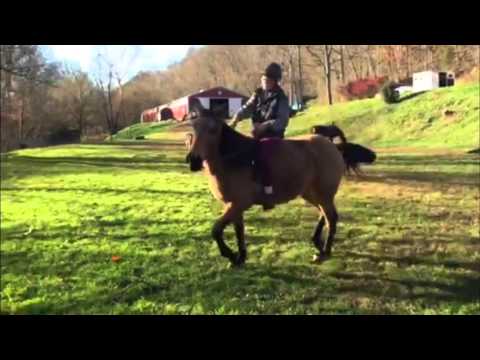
[93, 46, 139, 136]
[306, 45, 337, 105]
[54, 68, 95, 135]
[1, 45, 62, 150]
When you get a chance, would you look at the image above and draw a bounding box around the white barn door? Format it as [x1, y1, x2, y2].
[228, 98, 242, 118]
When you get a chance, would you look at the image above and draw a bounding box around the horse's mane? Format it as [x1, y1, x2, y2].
[218, 123, 257, 168]
[190, 106, 258, 169]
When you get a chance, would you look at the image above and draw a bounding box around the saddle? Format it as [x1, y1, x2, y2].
[219, 136, 283, 184]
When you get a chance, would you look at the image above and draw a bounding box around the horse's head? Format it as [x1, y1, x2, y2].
[185, 102, 223, 171]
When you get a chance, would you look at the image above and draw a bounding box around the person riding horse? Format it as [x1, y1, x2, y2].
[230, 62, 290, 210]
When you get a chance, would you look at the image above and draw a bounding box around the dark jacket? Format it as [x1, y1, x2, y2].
[235, 85, 290, 138]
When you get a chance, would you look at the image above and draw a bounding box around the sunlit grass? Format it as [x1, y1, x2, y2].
[1, 142, 479, 314]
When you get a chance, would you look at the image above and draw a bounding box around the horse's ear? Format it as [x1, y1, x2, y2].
[187, 102, 210, 124]
[184, 133, 193, 150]
[186, 111, 198, 122]
[190, 99, 207, 117]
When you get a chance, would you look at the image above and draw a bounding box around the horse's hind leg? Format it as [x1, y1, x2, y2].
[302, 195, 327, 261]
[353, 166, 365, 178]
[319, 199, 339, 257]
[311, 213, 327, 261]
[234, 215, 247, 265]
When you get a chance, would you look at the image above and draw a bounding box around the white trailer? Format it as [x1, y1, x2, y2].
[413, 71, 455, 92]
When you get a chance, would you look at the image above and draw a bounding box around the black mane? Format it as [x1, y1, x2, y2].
[218, 123, 258, 168]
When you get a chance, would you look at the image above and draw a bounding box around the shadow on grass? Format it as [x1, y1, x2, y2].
[3, 231, 479, 313]
[83, 140, 183, 147]
[362, 171, 479, 187]
[1, 154, 190, 181]
[342, 250, 480, 273]
[1, 187, 203, 197]
[331, 269, 479, 303]
[397, 91, 427, 103]
[377, 154, 480, 167]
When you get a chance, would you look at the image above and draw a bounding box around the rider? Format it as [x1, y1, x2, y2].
[230, 62, 290, 210]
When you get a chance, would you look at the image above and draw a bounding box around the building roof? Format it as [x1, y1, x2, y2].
[191, 86, 248, 99]
[148, 86, 248, 112]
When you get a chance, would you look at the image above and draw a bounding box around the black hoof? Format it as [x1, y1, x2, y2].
[229, 253, 246, 268]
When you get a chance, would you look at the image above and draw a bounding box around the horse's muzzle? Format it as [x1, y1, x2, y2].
[186, 152, 203, 172]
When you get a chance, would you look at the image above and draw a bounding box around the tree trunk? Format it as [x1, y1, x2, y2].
[324, 45, 333, 105]
[406, 45, 411, 78]
[424, 45, 429, 70]
[297, 45, 304, 108]
[346, 46, 360, 80]
[107, 74, 115, 135]
[78, 105, 84, 136]
[19, 97, 25, 142]
[339, 45, 346, 83]
[367, 45, 377, 78]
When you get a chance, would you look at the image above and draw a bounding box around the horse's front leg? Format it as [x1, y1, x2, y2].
[234, 215, 246, 266]
[211, 203, 246, 267]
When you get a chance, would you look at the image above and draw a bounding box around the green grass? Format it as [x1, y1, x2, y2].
[1, 142, 479, 314]
[1, 83, 479, 314]
[283, 83, 479, 149]
[110, 121, 177, 141]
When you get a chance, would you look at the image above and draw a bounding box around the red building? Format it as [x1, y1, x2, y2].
[141, 87, 248, 123]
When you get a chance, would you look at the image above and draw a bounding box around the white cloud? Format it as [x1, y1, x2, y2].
[48, 45, 94, 71]
[44, 45, 202, 80]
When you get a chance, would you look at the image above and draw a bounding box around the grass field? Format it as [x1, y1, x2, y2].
[1, 83, 479, 314]
[1, 142, 479, 314]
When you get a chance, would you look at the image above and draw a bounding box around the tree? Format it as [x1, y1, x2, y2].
[306, 45, 337, 105]
[54, 68, 96, 135]
[1, 45, 61, 151]
[93, 46, 139, 136]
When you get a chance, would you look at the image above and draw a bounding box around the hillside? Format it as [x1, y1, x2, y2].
[112, 83, 479, 150]
[286, 82, 480, 149]
[110, 120, 176, 141]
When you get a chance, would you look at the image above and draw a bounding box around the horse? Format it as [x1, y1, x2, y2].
[185, 105, 363, 267]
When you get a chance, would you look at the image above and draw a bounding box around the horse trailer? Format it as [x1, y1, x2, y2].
[412, 71, 455, 92]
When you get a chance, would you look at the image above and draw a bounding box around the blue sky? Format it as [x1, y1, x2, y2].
[40, 45, 203, 81]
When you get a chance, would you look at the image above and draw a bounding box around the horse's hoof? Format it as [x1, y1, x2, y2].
[229, 261, 245, 269]
[229, 255, 246, 269]
[311, 253, 329, 264]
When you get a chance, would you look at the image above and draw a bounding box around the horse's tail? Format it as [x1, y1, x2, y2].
[336, 142, 376, 174]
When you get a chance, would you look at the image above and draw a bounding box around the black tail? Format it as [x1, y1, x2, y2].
[336, 142, 376, 175]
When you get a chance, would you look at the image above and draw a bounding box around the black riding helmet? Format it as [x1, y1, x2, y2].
[263, 62, 282, 82]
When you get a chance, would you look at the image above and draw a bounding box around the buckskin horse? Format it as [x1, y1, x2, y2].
[185, 105, 367, 267]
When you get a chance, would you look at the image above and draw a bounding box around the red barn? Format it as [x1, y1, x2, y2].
[141, 86, 248, 123]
